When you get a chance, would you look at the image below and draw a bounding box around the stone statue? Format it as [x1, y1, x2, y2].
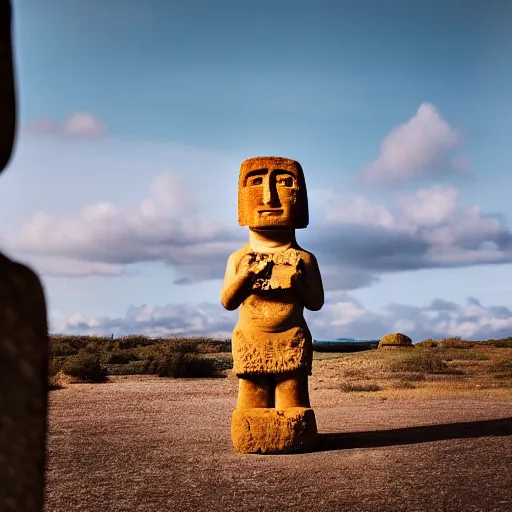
[0, 2, 49, 510]
[221, 156, 324, 454]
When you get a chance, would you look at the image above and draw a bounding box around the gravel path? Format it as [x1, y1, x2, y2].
[45, 375, 512, 512]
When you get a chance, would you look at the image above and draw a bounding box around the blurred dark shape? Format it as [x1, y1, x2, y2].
[0, 2, 49, 512]
[0, 0, 15, 173]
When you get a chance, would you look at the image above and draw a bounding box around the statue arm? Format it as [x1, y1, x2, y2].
[220, 254, 251, 311]
[293, 253, 324, 311]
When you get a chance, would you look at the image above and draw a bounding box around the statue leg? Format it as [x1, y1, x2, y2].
[236, 375, 273, 408]
[274, 370, 311, 409]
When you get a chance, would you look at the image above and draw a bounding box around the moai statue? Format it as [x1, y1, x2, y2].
[221, 156, 324, 454]
[0, 1, 50, 510]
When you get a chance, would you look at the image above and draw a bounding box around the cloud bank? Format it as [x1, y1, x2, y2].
[2, 172, 243, 284]
[3, 175, 511, 291]
[50, 295, 512, 343]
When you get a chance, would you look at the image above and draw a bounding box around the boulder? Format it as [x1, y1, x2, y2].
[378, 332, 414, 349]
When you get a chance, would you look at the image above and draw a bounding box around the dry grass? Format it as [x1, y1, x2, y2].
[48, 334, 512, 400]
[311, 345, 512, 400]
[339, 381, 382, 392]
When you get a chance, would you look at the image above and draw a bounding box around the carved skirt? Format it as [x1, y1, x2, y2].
[231, 324, 313, 377]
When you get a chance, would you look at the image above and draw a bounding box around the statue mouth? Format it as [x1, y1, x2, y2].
[258, 209, 283, 216]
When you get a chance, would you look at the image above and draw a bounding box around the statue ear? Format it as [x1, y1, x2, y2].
[0, 0, 16, 174]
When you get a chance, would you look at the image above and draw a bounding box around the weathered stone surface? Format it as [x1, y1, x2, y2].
[0, 254, 49, 512]
[221, 156, 324, 454]
[237, 156, 309, 229]
[378, 332, 414, 349]
[232, 325, 312, 376]
[231, 407, 317, 454]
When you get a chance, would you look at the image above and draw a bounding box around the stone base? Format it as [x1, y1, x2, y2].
[231, 407, 317, 454]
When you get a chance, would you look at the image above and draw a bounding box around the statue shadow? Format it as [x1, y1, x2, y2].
[315, 417, 512, 452]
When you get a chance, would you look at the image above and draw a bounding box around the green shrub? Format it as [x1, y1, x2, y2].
[118, 335, 156, 350]
[489, 359, 512, 374]
[438, 337, 473, 349]
[489, 339, 512, 348]
[103, 349, 139, 364]
[50, 340, 77, 357]
[48, 356, 66, 377]
[171, 340, 199, 354]
[62, 350, 108, 383]
[339, 382, 381, 392]
[148, 350, 220, 378]
[195, 338, 231, 353]
[105, 361, 151, 375]
[206, 356, 233, 371]
[493, 372, 512, 380]
[415, 339, 438, 349]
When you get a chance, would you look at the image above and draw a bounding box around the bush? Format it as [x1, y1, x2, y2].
[207, 356, 234, 371]
[171, 340, 199, 354]
[62, 350, 108, 383]
[489, 359, 512, 377]
[339, 382, 381, 392]
[392, 380, 416, 389]
[118, 335, 155, 350]
[149, 350, 220, 378]
[389, 352, 450, 374]
[415, 339, 439, 349]
[438, 337, 473, 349]
[487, 338, 512, 348]
[195, 338, 231, 354]
[49, 356, 66, 377]
[103, 349, 139, 364]
[50, 340, 78, 357]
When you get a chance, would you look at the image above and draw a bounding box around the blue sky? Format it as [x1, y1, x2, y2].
[1, 0, 512, 341]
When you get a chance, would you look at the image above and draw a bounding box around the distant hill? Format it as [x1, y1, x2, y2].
[313, 338, 380, 352]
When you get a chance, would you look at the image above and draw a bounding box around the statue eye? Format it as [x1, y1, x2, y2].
[250, 177, 263, 186]
[278, 176, 294, 187]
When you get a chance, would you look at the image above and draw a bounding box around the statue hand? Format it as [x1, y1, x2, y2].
[238, 254, 269, 281]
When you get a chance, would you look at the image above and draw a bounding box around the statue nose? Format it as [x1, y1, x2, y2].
[263, 182, 272, 205]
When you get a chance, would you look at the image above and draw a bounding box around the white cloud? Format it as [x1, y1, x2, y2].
[309, 184, 512, 276]
[1, 171, 242, 282]
[50, 302, 237, 339]
[49, 295, 512, 342]
[325, 195, 396, 229]
[360, 103, 468, 184]
[3, 177, 512, 292]
[397, 185, 459, 226]
[26, 112, 106, 139]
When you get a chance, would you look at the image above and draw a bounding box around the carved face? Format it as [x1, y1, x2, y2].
[238, 156, 309, 229]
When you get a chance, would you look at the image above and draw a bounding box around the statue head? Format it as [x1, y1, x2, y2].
[237, 156, 309, 229]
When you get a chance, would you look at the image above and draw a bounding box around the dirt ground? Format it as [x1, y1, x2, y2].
[45, 371, 512, 512]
